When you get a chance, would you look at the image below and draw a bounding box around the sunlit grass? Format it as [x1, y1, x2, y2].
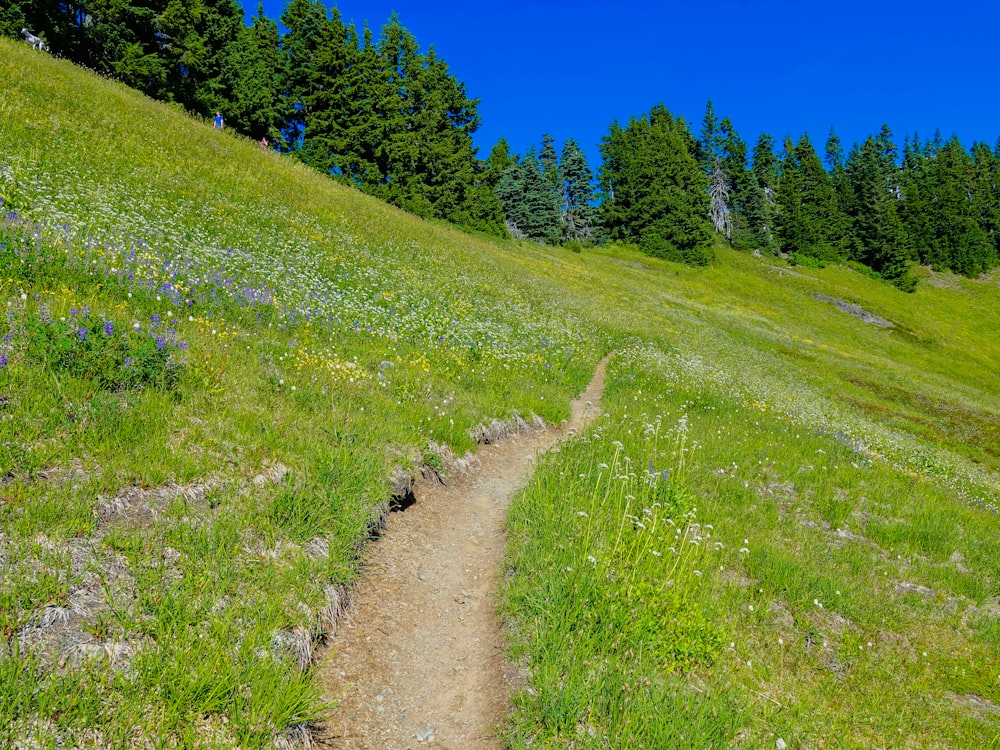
[2, 37, 999, 748]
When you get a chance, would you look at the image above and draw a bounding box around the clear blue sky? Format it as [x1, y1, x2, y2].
[254, 0, 1000, 169]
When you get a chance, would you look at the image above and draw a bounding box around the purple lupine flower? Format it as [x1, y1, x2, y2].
[103, 320, 114, 336]
[155, 335, 166, 351]
[82, 306, 91, 317]
[178, 341, 188, 350]
[150, 313, 161, 326]
[77, 327, 88, 341]
[0, 354, 8, 368]
[70, 308, 79, 316]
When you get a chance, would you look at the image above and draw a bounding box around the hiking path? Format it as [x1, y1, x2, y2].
[315, 357, 609, 749]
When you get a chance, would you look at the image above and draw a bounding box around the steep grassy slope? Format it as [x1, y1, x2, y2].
[2, 38, 999, 748]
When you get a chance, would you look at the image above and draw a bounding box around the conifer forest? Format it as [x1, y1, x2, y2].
[5, 0, 1000, 289]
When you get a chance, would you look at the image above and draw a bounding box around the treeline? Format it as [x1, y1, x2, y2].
[6, 2, 1000, 286]
[591, 102, 1000, 288]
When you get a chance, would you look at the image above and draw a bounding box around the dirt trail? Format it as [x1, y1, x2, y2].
[315, 358, 609, 749]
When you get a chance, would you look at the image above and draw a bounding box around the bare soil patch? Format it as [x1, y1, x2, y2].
[315, 358, 609, 749]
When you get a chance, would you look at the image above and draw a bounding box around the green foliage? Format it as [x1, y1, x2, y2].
[559, 138, 601, 243]
[220, 3, 283, 140]
[10, 307, 184, 392]
[600, 104, 713, 264]
[5, 34, 1000, 750]
[844, 133, 917, 290]
[496, 147, 562, 243]
[788, 251, 826, 268]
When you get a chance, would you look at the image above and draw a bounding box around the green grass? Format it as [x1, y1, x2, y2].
[2, 37, 999, 748]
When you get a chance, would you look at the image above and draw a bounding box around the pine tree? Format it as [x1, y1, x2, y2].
[796, 134, 845, 259]
[538, 134, 561, 195]
[924, 136, 992, 275]
[700, 101, 734, 239]
[900, 134, 934, 264]
[220, 2, 282, 141]
[600, 105, 712, 264]
[824, 127, 845, 173]
[744, 133, 779, 254]
[559, 139, 600, 243]
[971, 141, 1000, 267]
[775, 135, 806, 256]
[844, 136, 916, 289]
[497, 148, 560, 244]
[698, 99, 721, 173]
[303, 10, 361, 175]
[280, 0, 330, 155]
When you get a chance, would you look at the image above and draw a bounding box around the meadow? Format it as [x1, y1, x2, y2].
[1, 38, 998, 748]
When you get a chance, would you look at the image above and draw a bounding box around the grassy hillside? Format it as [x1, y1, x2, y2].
[2, 39, 998, 748]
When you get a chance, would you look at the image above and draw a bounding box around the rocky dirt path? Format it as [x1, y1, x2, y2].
[315, 358, 609, 749]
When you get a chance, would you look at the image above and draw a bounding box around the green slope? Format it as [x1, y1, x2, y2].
[2, 39, 999, 748]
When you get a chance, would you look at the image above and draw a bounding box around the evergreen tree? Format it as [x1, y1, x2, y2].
[824, 127, 845, 173]
[559, 139, 600, 243]
[796, 134, 845, 259]
[775, 135, 807, 256]
[302, 9, 360, 174]
[698, 99, 721, 173]
[220, 2, 282, 141]
[923, 136, 993, 275]
[482, 138, 516, 193]
[844, 136, 916, 289]
[700, 101, 733, 239]
[743, 133, 780, 254]
[600, 105, 712, 264]
[971, 141, 1000, 266]
[280, 0, 329, 154]
[899, 134, 934, 264]
[538, 133, 561, 195]
[497, 148, 561, 243]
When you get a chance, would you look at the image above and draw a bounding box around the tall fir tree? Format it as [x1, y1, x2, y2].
[971, 141, 1000, 266]
[538, 134, 562, 195]
[280, 0, 330, 155]
[600, 105, 712, 264]
[796, 134, 845, 259]
[923, 136, 993, 275]
[844, 136, 916, 289]
[220, 2, 282, 141]
[744, 133, 779, 254]
[559, 139, 600, 243]
[899, 134, 934, 264]
[496, 147, 561, 244]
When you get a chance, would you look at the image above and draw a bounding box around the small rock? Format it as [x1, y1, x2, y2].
[416, 727, 435, 742]
[417, 571, 428, 582]
[776, 739, 787, 750]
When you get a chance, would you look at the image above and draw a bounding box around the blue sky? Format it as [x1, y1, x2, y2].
[255, 0, 1000, 169]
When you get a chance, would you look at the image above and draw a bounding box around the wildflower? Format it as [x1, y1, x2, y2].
[814, 599, 823, 608]
[77, 326, 88, 341]
[576, 511, 587, 517]
[0, 354, 7, 367]
[587, 555, 597, 565]
[155, 336, 166, 351]
[103, 320, 114, 336]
